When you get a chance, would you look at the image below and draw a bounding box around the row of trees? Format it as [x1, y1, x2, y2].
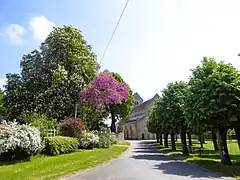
[147, 57, 240, 165]
[1, 26, 134, 132]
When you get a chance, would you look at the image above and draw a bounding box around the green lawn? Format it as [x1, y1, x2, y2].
[117, 141, 131, 146]
[152, 140, 240, 179]
[0, 144, 129, 180]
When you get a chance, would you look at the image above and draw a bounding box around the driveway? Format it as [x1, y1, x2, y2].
[67, 141, 234, 180]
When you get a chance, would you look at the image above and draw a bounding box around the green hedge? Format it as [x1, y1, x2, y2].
[44, 136, 79, 156]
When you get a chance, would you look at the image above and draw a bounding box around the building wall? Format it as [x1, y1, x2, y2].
[136, 117, 156, 140]
[123, 122, 138, 140]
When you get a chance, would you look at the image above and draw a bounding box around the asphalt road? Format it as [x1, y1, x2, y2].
[67, 141, 234, 180]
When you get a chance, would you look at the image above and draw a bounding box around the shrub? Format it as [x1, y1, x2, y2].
[79, 132, 99, 149]
[60, 117, 85, 138]
[0, 121, 41, 161]
[24, 113, 59, 138]
[97, 135, 111, 148]
[93, 130, 111, 148]
[44, 136, 79, 156]
[110, 138, 117, 145]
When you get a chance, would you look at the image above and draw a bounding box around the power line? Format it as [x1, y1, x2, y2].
[99, 0, 130, 66]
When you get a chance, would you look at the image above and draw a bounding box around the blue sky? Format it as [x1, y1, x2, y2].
[0, 0, 240, 100]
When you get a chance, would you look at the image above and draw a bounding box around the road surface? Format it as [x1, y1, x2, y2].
[67, 141, 233, 180]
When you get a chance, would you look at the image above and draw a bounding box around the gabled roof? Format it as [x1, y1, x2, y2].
[132, 93, 159, 113]
[125, 93, 160, 123]
[133, 92, 143, 102]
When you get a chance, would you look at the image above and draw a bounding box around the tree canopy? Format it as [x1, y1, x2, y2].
[4, 26, 98, 120]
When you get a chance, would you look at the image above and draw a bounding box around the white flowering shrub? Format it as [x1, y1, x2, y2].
[0, 121, 41, 160]
[79, 132, 99, 149]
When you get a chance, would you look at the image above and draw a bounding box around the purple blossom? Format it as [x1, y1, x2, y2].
[80, 70, 129, 106]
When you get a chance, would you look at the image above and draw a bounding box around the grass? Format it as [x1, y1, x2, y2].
[152, 140, 240, 179]
[117, 140, 131, 146]
[0, 144, 129, 180]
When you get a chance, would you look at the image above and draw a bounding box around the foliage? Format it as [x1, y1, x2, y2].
[23, 113, 59, 138]
[80, 101, 109, 131]
[79, 132, 99, 149]
[109, 72, 134, 132]
[0, 89, 6, 115]
[0, 121, 41, 161]
[161, 81, 188, 132]
[92, 130, 117, 148]
[4, 26, 98, 120]
[80, 70, 131, 132]
[188, 57, 240, 127]
[43, 136, 79, 156]
[80, 70, 129, 107]
[60, 117, 85, 138]
[3, 74, 27, 119]
[187, 57, 240, 164]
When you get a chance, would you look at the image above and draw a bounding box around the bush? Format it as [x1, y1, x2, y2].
[24, 113, 59, 138]
[0, 121, 41, 161]
[60, 117, 85, 138]
[44, 136, 79, 156]
[92, 130, 111, 148]
[91, 130, 117, 148]
[79, 132, 99, 149]
[110, 138, 117, 145]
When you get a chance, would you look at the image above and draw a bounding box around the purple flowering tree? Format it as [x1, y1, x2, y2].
[80, 70, 129, 132]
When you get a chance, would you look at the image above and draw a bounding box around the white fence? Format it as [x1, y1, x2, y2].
[45, 129, 56, 137]
[111, 132, 124, 141]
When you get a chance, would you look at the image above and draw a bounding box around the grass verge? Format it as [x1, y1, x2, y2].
[0, 144, 129, 180]
[117, 141, 131, 146]
[152, 140, 240, 179]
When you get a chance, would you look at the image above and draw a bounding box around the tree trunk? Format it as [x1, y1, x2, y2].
[187, 132, 192, 146]
[180, 126, 189, 156]
[171, 133, 176, 150]
[110, 110, 116, 133]
[187, 132, 192, 153]
[217, 126, 232, 165]
[159, 133, 163, 145]
[232, 121, 240, 149]
[156, 133, 159, 143]
[199, 134, 204, 148]
[164, 133, 168, 148]
[211, 128, 219, 151]
[175, 134, 178, 141]
[202, 135, 206, 144]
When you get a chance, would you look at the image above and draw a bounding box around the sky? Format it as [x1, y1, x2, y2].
[0, 0, 240, 101]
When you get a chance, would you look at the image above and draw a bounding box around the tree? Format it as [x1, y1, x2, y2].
[4, 74, 26, 119]
[161, 81, 189, 155]
[148, 98, 167, 147]
[80, 70, 130, 132]
[0, 89, 6, 115]
[147, 101, 163, 145]
[188, 57, 240, 164]
[109, 72, 134, 132]
[4, 26, 98, 120]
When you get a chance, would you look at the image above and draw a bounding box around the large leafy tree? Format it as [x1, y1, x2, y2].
[80, 70, 130, 132]
[161, 81, 189, 155]
[0, 88, 6, 115]
[147, 99, 163, 145]
[188, 57, 240, 164]
[109, 72, 134, 132]
[4, 26, 98, 120]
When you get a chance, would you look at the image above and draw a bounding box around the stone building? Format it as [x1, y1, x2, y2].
[117, 92, 159, 140]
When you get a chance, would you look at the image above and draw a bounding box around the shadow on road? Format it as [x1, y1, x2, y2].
[130, 141, 228, 179]
[153, 161, 225, 179]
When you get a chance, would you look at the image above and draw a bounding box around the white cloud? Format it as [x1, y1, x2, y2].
[5, 24, 25, 45]
[29, 16, 56, 42]
[0, 78, 6, 90]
